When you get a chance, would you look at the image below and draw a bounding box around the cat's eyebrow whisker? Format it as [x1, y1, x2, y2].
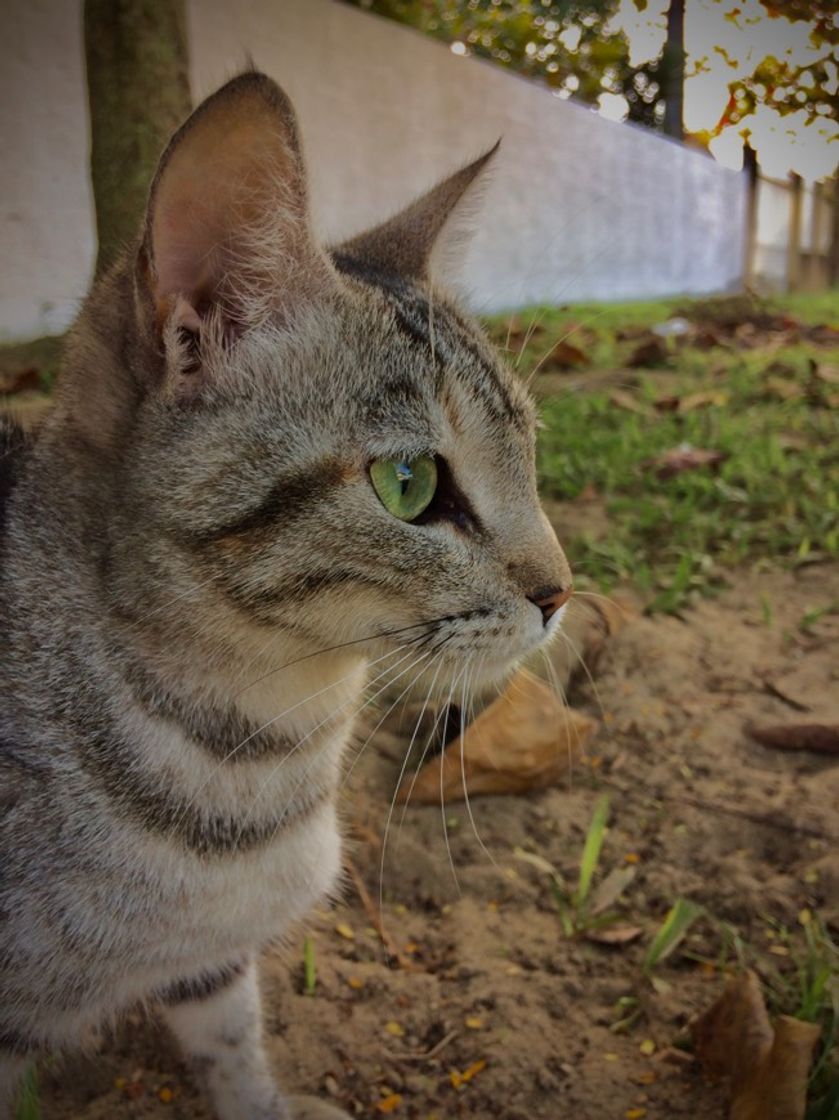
[428, 288, 438, 379]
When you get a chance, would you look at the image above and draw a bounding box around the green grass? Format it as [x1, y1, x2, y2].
[763, 914, 839, 1120]
[0, 334, 63, 391]
[15, 1067, 39, 1120]
[644, 899, 704, 976]
[516, 795, 637, 938]
[488, 292, 839, 613]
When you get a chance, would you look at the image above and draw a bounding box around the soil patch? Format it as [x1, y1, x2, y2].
[39, 564, 839, 1119]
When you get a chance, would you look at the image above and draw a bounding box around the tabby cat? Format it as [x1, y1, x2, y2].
[0, 72, 571, 1119]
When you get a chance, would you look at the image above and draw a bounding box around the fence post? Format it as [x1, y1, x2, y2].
[808, 181, 823, 291]
[830, 177, 839, 288]
[743, 141, 759, 289]
[787, 172, 803, 293]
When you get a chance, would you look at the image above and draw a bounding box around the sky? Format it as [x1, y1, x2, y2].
[604, 0, 837, 180]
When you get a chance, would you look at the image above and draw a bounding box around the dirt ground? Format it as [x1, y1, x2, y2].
[39, 560, 839, 1120]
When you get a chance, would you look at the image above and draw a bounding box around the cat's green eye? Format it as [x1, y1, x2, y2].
[370, 456, 438, 522]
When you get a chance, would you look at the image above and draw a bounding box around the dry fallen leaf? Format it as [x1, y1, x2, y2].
[747, 722, 839, 756]
[643, 445, 727, 480]
[590, 865, 637, 916]
[653, 394, 681, 412]
[396, 670, 598, 804]
[765, 377, 804, 401]
[678, 390, 730, 411]
[807, 324, 839, 345]
[547, 593, 636, 696]
[691, 970, 820, 1120]
[584, 924, 643, 946]
[627, 336, 669, 367]
[0, 366, 41, 396]
[541, 339, 590, 370]
[815, 362, 839, 386]
[375, 1093, 402, 1113]
[610, 389, 652, 415]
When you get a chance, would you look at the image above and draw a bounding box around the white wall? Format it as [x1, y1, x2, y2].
[1, 0, 96, 340]
[1, 0, 748, 342]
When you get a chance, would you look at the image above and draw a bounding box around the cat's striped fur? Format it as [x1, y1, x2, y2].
[0, 73, 570, 1119]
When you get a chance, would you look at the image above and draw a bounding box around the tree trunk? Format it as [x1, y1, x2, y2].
[662, 0, 685, 141]
[84, 0, 192, 276]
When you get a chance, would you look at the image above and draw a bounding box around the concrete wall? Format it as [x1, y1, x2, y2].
[1, 0, 748, 341]
[2, 0, 96, 339]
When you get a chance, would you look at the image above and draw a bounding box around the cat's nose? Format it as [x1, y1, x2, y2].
[529, 584, 573, 626]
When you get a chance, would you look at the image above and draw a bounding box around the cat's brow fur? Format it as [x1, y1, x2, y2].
[0, 72, 570, 1119]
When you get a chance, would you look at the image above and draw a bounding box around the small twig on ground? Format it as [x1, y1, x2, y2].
[387, 1029, 459, 1063]
[343, 855, 422, 971]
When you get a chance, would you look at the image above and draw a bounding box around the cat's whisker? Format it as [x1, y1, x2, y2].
[263, 647, 440, 853]
[169, 644, 415, 840]
[524, 302, 615, 388]
[457, 655, 502, 873]
[116, 570, 227, 633]
[228, 659, 422, 854]
[392, 638, 460, 847]
[438, 665, 466, 897]
[428, 288, 438, 378]
[558, 627, 608, 725]
[540, 646, 577, 790]
[233, 616, 454, 698]
[377, 653, 446, 916]
[514, 308, 546, 369]
[341, 648, 444, 795]
[235, 645, 434, 833]
[572, 589, 625, 612]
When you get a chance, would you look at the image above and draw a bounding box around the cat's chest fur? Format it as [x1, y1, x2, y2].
[2, 640, 361, 1026]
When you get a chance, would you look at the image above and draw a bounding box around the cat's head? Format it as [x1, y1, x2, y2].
[88, 73, 571, 689]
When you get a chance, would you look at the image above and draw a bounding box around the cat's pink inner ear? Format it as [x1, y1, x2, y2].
[145, 74, 328, 329]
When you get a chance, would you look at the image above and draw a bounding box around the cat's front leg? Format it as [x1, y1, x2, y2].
[159, 958, 350, 1120]
[160, 957, 289, 1120]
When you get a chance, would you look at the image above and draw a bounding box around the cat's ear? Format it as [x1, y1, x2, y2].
[139, 71, 336, 357]
[337, 143, 499, 282]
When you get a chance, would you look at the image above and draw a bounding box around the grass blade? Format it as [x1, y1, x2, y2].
[16, 1066, 39, 1120]
[590, 865, 637, 917]
[644, 898, 703, 973]
[575, 795, 610, 909]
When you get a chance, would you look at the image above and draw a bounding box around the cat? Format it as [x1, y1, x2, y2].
[0, 71, 571, 1120]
